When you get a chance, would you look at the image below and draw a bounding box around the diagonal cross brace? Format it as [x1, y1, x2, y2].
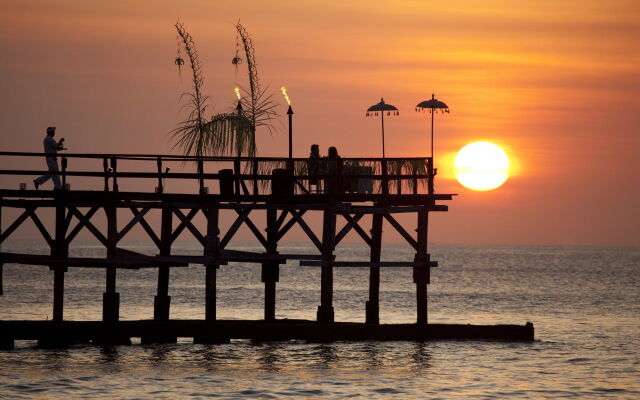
[69, 206, 109, 247]
[172, 208, 206, 246]
[130, 207, 161, 249]
[26, 207, 54, 247]
[383, 213, 418, 250]
[66, 206, 100, 245]
[276, 210, 304, 241]
[117, 207, 150, 242]
[289, 209, 323, 252]
[335, 213, 372, 247]
[0, 209, 30, 245]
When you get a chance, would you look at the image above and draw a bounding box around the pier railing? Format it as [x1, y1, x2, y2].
[0, 152, 435, 196]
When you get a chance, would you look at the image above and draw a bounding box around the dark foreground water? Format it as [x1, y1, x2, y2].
[1, 242, 638, 399]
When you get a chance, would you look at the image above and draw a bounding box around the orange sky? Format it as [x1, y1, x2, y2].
[1, 0, 639, 246]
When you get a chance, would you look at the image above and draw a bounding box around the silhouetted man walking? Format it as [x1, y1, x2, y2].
[34, 126, 65, 190]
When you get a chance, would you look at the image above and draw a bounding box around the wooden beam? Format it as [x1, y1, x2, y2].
[117, 207, 150, 242]
[337, 214, 372, 247]
[25, 208, 53, 247]
[275, 210, 305, 241]
[171, 208, 205, 246]
[220, 208, 250, 249]
[237, 209, 268, 249]
[383, 213, 418, 250]
[290, 209, 323, 253]
[129, 207, 161, 249]
[0, 209, 29, 245]
[69, 206, 108, 247]
[300, 261, 433, 268]
[65, 206, 99, 245]
[0, 252, 189, 268]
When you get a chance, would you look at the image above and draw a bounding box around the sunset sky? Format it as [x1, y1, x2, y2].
[1, 0, 639, 246]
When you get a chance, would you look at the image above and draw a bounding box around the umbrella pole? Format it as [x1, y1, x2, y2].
[430, 108, 434, 161]
[381, 111, 386, 158]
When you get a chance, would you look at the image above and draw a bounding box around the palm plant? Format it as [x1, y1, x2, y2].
[171, 21, 259, 159]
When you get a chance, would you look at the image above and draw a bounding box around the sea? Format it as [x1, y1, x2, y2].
[0, 241, 638, 399]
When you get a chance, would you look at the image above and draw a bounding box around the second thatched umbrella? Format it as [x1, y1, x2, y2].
[366, 98, 399, 158]
[416, 94, 449, 162]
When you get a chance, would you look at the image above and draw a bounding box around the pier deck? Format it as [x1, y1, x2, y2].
[0, 152, 534, 348]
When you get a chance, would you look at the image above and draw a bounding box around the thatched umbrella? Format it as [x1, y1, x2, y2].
[366, 98, 399, 158]
[416, 94, 449, 161]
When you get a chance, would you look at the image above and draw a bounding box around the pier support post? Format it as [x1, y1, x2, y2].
[262, 208, 279, 321]
[317, 206, 336, 323]
[103, 202, 120, 323]
[366, 211, 383, 324]
[144, 204, 176, 344]
[0, 196, 3, 296]
[51, 197, 68, 322]
[204, 204, 220, 323]
[414, 207, 429, 325]
[154, 205, 172, 321]
[194, 204, 229, 344]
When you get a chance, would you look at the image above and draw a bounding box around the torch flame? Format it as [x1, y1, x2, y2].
[234, 87, 241, 100]
[280, 86, 291, 105]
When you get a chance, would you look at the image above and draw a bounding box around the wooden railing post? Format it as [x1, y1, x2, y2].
[198, 159, 205, 195]
[413, 162, 419, 195]
[233, 159, 241, 195]
[427, 158, 434, 195]
[381, 160, 389, 195]
[156, 157, 163, 193]
[252, 160, 259, 195]
[110, 157, 118, 193]
[61, 156, 67, 189]
[336, 159, 343, 198]
[103, 157, 109, 192]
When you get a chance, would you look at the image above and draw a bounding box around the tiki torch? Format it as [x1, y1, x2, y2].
[281, 87, 293, 159]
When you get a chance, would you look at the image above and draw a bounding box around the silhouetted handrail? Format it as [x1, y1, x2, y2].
[0, 152, 436, 195]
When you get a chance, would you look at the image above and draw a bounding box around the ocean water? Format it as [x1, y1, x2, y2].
[0, 241, 638, 399]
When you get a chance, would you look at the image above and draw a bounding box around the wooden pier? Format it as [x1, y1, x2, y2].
[0, 152, 533, 348]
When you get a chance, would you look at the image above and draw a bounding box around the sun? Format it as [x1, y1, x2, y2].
[454, 142, 510, 191]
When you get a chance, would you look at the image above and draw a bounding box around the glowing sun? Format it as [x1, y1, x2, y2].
[454, 142, 510, 191]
